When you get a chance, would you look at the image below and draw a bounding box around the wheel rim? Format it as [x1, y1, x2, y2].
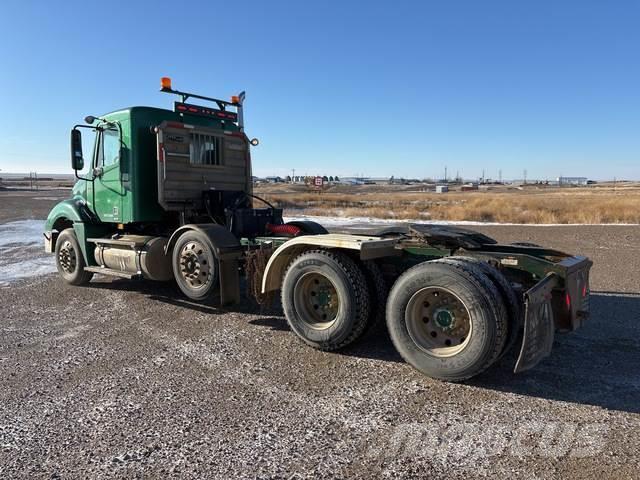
[293, 272, 340, 330]
[405, 286, 472, 357]
[178, 240, 213, 290]
[58, 240, 77, 274]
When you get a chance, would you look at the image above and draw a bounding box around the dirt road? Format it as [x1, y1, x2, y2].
[1, 191, 639, 479]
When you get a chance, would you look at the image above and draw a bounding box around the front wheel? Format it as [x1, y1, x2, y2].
[55, 228, 93, 286]
[386, 260, 507, 381]
[172, 230, 218, 300]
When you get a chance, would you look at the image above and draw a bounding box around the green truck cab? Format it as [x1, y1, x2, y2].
[44, 79, 593, 382]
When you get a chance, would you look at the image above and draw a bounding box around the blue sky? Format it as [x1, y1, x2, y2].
[0, 0, 638, 180]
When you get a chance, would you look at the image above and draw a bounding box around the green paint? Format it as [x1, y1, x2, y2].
[435, 310, 454, 329]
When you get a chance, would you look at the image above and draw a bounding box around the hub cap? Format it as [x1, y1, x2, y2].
[58, 240, 77, 274]
[293, 272, 340, 330]
[405, 286, 472, 357]
[178, 240, 212, 289]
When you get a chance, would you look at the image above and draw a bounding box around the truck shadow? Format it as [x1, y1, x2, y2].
[90, 279, 640, 414]
[469, 292, 640, 414]
[88, 277, 281, 317]
[309, 292, 640, 414]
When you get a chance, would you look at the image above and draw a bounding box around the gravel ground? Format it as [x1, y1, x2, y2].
[1, 191, 639, 479]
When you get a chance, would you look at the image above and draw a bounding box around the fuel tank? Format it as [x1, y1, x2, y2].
[93, 235, 172, 281]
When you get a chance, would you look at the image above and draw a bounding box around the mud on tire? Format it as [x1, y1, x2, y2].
[281, 249, 370, 351]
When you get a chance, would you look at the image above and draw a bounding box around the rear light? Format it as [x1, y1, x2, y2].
[565, 292, 572, 310]
[582, 284, 588, 297]
[158, 143, 164, 162]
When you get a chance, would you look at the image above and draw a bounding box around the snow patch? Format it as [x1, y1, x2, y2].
[284, 215, 638, 227]
[0, 220, 56, 286]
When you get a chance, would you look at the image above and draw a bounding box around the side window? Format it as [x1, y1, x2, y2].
[190, 133, 222, 166]
[84, 130, 99, 173]
[101, 128, 120, 167]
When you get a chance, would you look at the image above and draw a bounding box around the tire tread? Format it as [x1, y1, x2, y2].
[282, 249, 370, 351]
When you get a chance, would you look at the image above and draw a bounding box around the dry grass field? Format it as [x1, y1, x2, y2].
[256, 182, 640, 224]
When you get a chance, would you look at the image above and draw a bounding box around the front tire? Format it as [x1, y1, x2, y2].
[281, 249, 370, 351]
[55, 228, 93, 286]
[172, 230, 218, 301]
[386, 260, 508, 381]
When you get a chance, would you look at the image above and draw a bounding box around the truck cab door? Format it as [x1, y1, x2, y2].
[88, 127, 124, 223]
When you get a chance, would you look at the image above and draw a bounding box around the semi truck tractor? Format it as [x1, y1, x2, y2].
[44, 78, 592, 381]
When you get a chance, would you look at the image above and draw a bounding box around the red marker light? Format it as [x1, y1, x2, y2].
[565, 293, 572, 310]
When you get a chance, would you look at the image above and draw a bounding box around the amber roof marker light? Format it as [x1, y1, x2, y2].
[160, 77, 172, 91]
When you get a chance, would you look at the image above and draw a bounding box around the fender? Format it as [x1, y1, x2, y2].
[44, 198, 102, 261]
[165, 224, 242, 259]
[44, 197, 95, 232]
[166, 224, 243, 306]
[261, 233, 399, 294]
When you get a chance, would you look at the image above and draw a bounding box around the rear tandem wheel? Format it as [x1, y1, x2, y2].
[281, 249, 370, 351]
[385, 260, 508, 381]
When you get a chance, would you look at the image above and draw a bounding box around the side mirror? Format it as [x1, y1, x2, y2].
[250, 138, 259, 146]
[70, 129, 84, 171]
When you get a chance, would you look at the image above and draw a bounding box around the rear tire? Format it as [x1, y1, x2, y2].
[281, 249, 370, 351]
[386, 260, 508, 381]
[441, 256, 523, 358]
[361, 260, 388, 334]
[172, 230, 218, 301]
[55, 228, 93, 286]
[441, 256, 522, 358]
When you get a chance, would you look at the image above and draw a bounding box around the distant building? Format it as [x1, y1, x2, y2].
[265, 176, 284, 183]
[557, 177, 588, 186]
[435, 185, 449, 193]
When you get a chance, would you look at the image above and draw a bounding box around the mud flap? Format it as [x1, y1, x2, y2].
[514, 274, 559, 373]
[218, 257, 240, 306]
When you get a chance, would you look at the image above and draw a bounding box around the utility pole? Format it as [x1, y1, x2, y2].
[498, 169, 502, 184]
[481, 169, 485, 184]
[523, 169, 527, 185]
[444, 166, 447, 183]
[291, 168, 295, 184]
